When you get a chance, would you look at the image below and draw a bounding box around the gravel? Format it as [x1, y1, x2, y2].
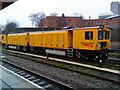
[2, 53, 120, 88]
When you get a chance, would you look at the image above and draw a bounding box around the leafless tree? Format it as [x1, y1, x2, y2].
[29, 12, 46, 27]
[56, 13, 66, 29]
[49, 13, 66, 30]
[2, 21, 19, 35]
[0, 25, 5, 34]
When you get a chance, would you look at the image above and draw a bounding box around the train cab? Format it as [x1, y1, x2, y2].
[72, 26, 111, 61]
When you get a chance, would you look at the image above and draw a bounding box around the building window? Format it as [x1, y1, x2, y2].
[85, 31, 93, 40]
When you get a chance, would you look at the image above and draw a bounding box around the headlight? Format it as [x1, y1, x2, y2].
[97, 44, 101, 47]
[108, 42, 111, 46]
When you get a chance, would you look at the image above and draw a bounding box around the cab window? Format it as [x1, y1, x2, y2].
[98, 31, 103, 40]
[105, 31, 109, 39]
[98, 31, 110, 40]
[85, 31, 93, 40]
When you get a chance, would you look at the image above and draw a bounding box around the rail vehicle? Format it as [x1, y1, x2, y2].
[1, 26, 111, 61]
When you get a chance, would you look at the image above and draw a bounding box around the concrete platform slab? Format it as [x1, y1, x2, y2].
[0, 65, 44, 89]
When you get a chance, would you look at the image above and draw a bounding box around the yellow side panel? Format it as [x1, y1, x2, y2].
[46, 34, 52, 48]
[58, 34, 64, 49]
[12, 36, 14, 45]
[32, 34, 41, 47]
[7, 36, 10, 44]
[15, 35, 18, 45]
[52, 34, 58, 48]
[42, 34, 47, 47]
[7, 36, 11, 45]
[17, 35, 20, 45]
[19, 34, 28, 46]
[63, 33, 68, 49]
[29, 34, 34, 46]
[73, 29, 95, 50]
[39, 34, 42, 47]
[34, 34, 38, 46]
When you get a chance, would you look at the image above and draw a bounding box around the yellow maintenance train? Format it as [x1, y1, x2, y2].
[1, 26, 111, 61]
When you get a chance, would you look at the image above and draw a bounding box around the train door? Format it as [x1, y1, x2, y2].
[68, 30, 73, 48]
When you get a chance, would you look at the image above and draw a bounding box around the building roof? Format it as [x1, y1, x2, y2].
[99, 12, 113, 16]
[105, 15, 120, 19]
[0, 0, 17, 10]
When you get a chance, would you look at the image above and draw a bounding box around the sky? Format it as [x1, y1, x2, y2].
[0, 0, 119, 27]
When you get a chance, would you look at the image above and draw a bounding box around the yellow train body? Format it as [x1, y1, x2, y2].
[29, 31, 68, 49]
[0, 35, 2, 44]
[73, 27, 110, 50]
[2, 26, 111, 61]
[1, 34, 7, 45]
[7, 33, 28, 46]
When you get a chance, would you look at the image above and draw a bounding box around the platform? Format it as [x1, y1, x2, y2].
[0, 65, 44, 89]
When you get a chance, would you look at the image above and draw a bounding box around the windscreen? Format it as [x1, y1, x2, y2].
[98, 31, 109, 40]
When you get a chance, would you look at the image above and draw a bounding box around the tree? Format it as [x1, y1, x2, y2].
[49, 13, 66, 30]
[3, 21, 19, 35]
[0, 25, 5, 34]
[29, 12, 46, 27]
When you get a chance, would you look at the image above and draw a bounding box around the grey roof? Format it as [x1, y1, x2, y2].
[105, 15, 120, 19]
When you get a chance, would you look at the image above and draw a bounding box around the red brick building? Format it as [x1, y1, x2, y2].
[41, 16, 83, 29]
[105, 15, 120, 42]
[41, 15, 119, 30]
[105, 15, 120, 29]
[82, 19, 106, 27]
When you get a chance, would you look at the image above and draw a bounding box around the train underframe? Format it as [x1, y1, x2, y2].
[73, 49, 108, 61]
[4, 44, 108, 62]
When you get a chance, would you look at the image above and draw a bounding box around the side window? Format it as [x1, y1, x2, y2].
[85, 31, 93, 40]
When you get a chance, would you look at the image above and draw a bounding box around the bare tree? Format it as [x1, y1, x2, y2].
[29, 12, 46, 27]
[0, 25, 5, 34]
[49, 13, 66, 30]
[3, 21, 19, 35]
[57, 13, 66, 29]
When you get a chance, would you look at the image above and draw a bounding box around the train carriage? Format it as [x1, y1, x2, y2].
[72, 26, 111, 60]
[3, 26, 111, 61]
[6, 33, 29, 51]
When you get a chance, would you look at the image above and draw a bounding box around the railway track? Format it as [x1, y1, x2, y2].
[1, 59, 73, 90]
[1, 49, 120, 86]
[108, 58, 120, 64]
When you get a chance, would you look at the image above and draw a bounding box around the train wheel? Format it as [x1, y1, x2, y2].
[5, 44, 8, 50]
[17, 46, 20, 51]
[30, 47, 34, 52]
[76, 52, 81, 59]
[23, 46, 27, 52]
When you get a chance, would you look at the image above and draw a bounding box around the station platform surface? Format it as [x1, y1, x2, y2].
[0, 65, 44, 89]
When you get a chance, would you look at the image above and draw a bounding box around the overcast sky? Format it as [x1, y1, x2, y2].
[0, 0, 119, 27]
